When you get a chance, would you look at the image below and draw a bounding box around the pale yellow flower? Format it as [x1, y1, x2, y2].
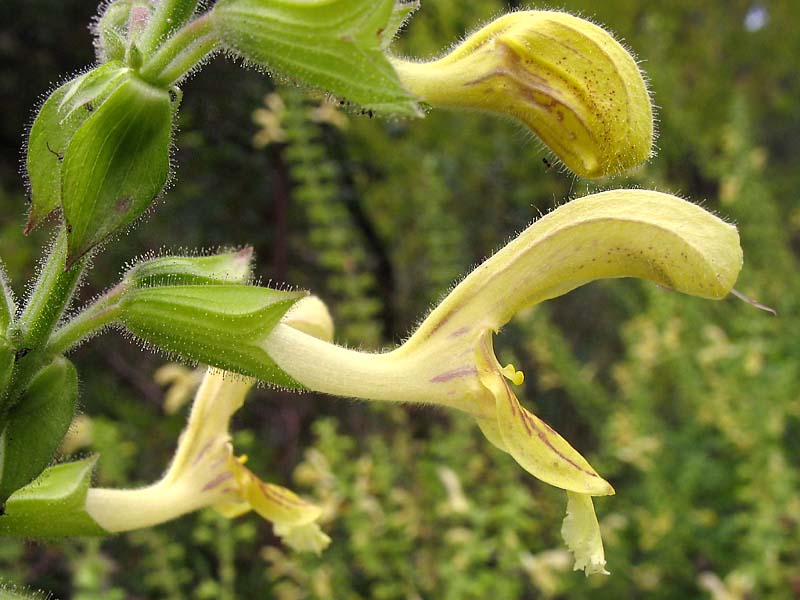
[392, 11, 653, 178]
[86, 368, 329, 553]
[260, 189, 742, 573]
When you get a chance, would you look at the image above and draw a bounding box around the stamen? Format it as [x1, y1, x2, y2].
[501, 363, 525, 385]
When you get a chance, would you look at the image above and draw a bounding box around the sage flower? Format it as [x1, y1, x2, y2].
[84, 368, 330, 554]
[392, 11, 654, 178]
[260, 189, 742, 573]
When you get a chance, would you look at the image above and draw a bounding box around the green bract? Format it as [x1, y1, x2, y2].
[0, 456, 105, 538]
[0, 357, 78, 505]
[211, 0, 419, 115]
[61, 75, 174, 264]
[119, 285, 306, 387]
[124, 248, 255, 288]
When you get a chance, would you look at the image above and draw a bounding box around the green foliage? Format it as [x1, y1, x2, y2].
[124, 248, 254, 288]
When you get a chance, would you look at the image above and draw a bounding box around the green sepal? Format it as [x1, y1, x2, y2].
[24, 64, 130, 234]
[61, 75, 173, 265]
[124, 247, 254, 288]
[212, 0, 420, 115]
[0, 456, 106, 538]
[120, 285, 307, 387]
[380, 0, 420, 50]
[0, 357, 78, 504]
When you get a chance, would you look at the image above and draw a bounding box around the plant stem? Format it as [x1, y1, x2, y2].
[0, 261, 16, 333]
[1, 227, 87, 410]
[17, 227, 85, 352]
[138, 14, 219, 86]
[138, 0, 201, 56]
[46, 283, 127, 356]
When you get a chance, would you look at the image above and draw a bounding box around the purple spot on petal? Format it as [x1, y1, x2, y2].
[202, 471, 233, 492]
[431, 366, 478, 383]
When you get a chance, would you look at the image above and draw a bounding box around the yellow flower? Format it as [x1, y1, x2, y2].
[260, 189, 742, 573]
[392, 11, 654, 178]
[85, 367, 330, 554]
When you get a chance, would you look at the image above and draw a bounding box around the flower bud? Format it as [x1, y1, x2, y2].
[60, 75, 174, 264]
[92, 0, 133, 62]
[392, 11, 654, 178]
[119, 285, 306, 387]
[124, 247, 254, 288]
[25, 62, 131, 233]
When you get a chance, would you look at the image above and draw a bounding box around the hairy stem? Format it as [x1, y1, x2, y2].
[46, 283, 127, 356]
[138, 0, 201, 55]
[0, 262, 15, 333]
[16, 227, 85, 352]
[138, 13, 219, 86]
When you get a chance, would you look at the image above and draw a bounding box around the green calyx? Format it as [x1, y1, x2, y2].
[25, 61, 131, 234]
[0, 456, 106, 538]
[26, 69, 176, 264]
[119, 285, 307, 387]
[124, 248, 255, 288]
[211, 0, 419, 115]
[60, 75, 174, 265]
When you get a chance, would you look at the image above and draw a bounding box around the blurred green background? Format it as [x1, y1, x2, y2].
[1, 1, 799, 598]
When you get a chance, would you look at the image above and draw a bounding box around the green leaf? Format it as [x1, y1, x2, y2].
[120, 285, 306, 387]
[0, 456, 106, 538]
[124, 247, 254, 288]
[61, 76, 173, 265]
[24, 64, 130, 233]
[0, 357, 78, 504]
[212, 0, 419, 115]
